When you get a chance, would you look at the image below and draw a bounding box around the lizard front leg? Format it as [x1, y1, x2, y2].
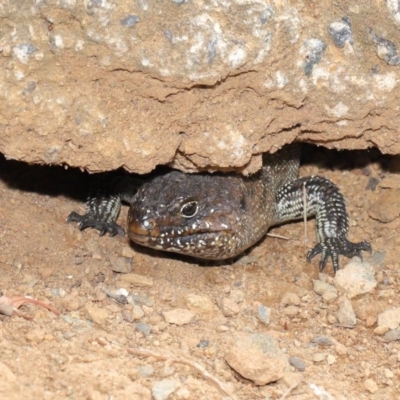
[275, 175, 371, 273]
[67, 173, 141, 236]
[68, 192, 124, 236]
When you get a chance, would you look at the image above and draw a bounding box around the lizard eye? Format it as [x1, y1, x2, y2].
[180, 201, 198, 218]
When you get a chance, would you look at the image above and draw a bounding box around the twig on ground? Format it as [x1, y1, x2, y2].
[267, 232, 290, 240]
[129, 347, 237, 400]
[279, 380, 303, 400]
[309, 383, 335, 400]
[0, 295, 60, 320]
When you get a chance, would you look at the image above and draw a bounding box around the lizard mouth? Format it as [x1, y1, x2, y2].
[128, 218, 229, 241]
[128, 221, 234, 259]
[128, 225, 224, 244]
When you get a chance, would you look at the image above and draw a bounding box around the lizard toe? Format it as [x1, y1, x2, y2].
[68, 212, 124, 237]
[307, 238, 372, 274]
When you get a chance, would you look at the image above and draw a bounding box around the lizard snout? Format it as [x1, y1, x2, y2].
[127, 212, 161, 240]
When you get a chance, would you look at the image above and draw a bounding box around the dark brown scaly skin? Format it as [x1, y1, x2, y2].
[68, 144, 371, 273]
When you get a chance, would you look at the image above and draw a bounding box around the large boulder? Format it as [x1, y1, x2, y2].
[1, 1, 400, 173]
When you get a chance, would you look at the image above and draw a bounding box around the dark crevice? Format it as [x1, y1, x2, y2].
[0, 145, 396, 265]
[0, 145, 397, 204]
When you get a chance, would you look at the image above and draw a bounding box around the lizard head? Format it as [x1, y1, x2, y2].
[128, 170, 247, 259]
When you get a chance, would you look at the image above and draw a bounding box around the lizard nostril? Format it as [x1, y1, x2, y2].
[127, 210, 160, 240]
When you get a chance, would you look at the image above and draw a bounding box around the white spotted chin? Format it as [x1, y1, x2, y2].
[128, 230, 240, 260]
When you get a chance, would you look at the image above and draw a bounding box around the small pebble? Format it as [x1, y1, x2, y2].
[204, 346, 216, 358]
[327, 314, 337, 324]
[283, 305, 299, 316]
[217, 325, 229, 332]
[336, 297, 356, 327]
[289, 356, 306, 371]
[102, 288, 128, 304]
[225, 333, 287, 385]
[365, 316, 377, 327]
[311, 336, 334, 346]
[326, 354, 336, 365]
[384, 368, 394, 379]
[121, 245, 136, 258]
[95, 337, 108, 346]
[129, 293, 154, 307]
[364, 378, 379, 393]
[175, 387, 190, 398]
[219, 297, 240, 317]
[313, 352, 327, 363]
[257, 305, 271, 325]
[152, 379, 178, 400]
[122, 310, 133, 323]
[322, 290, 338, 303]
[84, 239, 102, 258]
[116, 288, 129, 297]
[197, 340, 209, 348]
[62, 331, 76, 340]
[334, 260, 377, 298]
[132, 304, 145, 320]
[39, 267, 54, 279]
[230, 289, 245, 303]
[85, 305, 109, 326]
[25, 328, 46, 343]
[368, 189, 400, 222]
[119, 273, 153, 287]
[48, 353, 65, 364]
[334, 343, 348, 356]
[185, 293, 215, 312]
[163, 308, 196, 325]
[281, 292, 301, 306]
[374, 325, 390, 336]
[137, 365, 154, 377]
[377, 307, 400, 330]
[135, 323, 152, 336]
[109, 256, 132, 273]
[313, 280, 338, 302]
[120, 15, 139, 27]
[159, 365, 175, 378]
[384, 328, 400, 341]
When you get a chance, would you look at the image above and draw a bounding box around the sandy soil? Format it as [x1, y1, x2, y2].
[0, 146, 399, 400]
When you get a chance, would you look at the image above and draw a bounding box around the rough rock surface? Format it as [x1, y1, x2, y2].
[224, 332, 287, 385]
[162, 308, 196, 325]
[334, 259, 377, 298]
[1, 1, 400, 173]
[368, 190, 400, 223]
[377, 308, 400, 330]
[336, 296, 357, 327]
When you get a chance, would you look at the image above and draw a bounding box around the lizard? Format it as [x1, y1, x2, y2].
[68, 144, 371, 273]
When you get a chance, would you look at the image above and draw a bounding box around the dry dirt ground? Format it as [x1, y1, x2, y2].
[0, 146, 399, 400]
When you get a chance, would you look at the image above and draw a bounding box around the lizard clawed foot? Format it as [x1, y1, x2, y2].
[307, 238, 372, 274]
[67, 212, 125, 236]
